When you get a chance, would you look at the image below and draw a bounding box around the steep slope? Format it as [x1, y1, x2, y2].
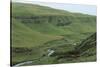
[75, 33, 96, 57]
[52, 33, 96, 63]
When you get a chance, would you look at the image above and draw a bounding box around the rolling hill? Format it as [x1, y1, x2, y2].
[11, 2, 96, 66]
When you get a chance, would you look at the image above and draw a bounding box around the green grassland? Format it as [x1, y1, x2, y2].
[11, 2, 96, 66]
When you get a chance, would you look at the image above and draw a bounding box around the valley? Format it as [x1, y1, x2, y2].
[11, 2, 96, 66]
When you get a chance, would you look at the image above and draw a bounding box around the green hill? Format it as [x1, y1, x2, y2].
[11, 2, 96, 66]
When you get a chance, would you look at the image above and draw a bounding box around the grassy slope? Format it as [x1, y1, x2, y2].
[12, 2, 96, 40]
[11, 2, 96, 65]
[12, 18, 62, 47]
[49, 33, 96, 63]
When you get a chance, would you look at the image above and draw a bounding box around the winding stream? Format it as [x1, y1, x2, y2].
[12, 49, 55, 67]
[12, 61, 33, 67]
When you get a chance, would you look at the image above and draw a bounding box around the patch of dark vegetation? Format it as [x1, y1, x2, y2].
[56, 22, 71, 26]
[12, 47, 32, 54]
[14, 15, 72, 26]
